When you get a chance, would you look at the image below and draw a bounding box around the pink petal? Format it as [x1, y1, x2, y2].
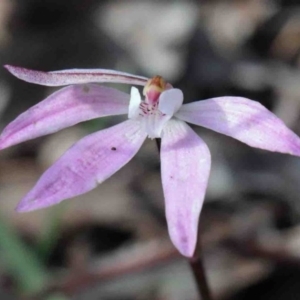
[0, 84, 130, 150]
[161, 119, 211, 257]
[4, 65, 148, 86]
[176, 97, 300, 156]
[16, 120, 146, 212]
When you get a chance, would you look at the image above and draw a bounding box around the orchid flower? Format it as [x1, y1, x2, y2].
[2, 65, 300, 257]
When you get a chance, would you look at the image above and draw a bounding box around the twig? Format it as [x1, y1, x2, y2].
[32, 239, 178, 298]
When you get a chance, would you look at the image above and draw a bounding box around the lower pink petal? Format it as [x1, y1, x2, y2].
[16, 120, 146, 212]
[161, 119, 211, 257]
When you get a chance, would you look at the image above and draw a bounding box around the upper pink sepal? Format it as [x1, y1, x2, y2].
[16, 120, 147, 212]
[161, 119, 211, 257]
[4, 65, 148, 86]
[176, 97, 300, 156]
[0, 84, 130, 150]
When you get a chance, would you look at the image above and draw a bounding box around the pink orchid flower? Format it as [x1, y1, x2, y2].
[2, 65, 300, 257]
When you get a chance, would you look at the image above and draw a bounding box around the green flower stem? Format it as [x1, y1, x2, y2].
[189, 249, 213, 300]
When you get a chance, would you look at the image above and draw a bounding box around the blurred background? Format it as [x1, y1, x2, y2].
[0, 0, 300, 299]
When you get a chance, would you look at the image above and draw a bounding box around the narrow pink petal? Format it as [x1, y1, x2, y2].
[161, 119, 211, 257]
[0, 84, 130, 150]
[4, 65, 148, 86]
[16, 120, 146, 212]
[176, 97, 300, 156]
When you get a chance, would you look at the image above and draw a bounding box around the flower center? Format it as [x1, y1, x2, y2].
[143, 76, 168, 105]
[128, 76, 183, 139]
